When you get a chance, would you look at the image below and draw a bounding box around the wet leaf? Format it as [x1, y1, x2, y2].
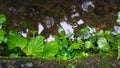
[64, 34, 72, 38]
[7, 35, 28, 50]
[117, 39, 120, 60]
[79, 26, 92, 39]
[68, 47, 73, 52]
[97, 30, 105, 37]
[105, 30, 112, 35]
[58, 27, 65, 36]
[77, 37, 84, 45]
[0, 30, 5, 44]
[105, 34, 114, 42]
[85, 41, 94, 49]
[118, 45, 120, 60]
[42, 41, 59, 58]
[0, 14, 6, 24]
[89, 36, 96, 43]
[79, 26, 90, 33]
[25, 36, 44, 56]
[70, 43, 80, 49]
[9, 29, 19, 36]
[97, 37, 110, 51]
[117, 12, 120, 25]
[62, 38, 68, 48]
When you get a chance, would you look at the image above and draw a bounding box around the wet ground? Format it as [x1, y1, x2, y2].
[0, 0, 120, 68]
[0, 0, 120, 37]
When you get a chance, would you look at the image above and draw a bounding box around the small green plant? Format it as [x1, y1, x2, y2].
[0, 14, 6, 24]
[0, 13, 120, 60]
[0, 30, 5, 44]
[0, 14, 6, 44]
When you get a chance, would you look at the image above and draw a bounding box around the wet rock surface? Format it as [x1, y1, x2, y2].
[0, 55, 119, 68]
[0, 0, 120, 37]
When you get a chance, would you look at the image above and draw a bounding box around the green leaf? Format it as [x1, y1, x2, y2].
[117, 39, 120, 60]
[9, 29, 19, 36]
[97, 37, 110, 51]
[68, 47, 73, 52]
[97, 30, 105, 37]
[7, 35, 28, 50]
[118, 45, 120, 60]
[85, 41, 94, 49]
[79, 52, 89, 57]
[0, 30, 5, 44]
[62, 38, 68, 48]
[0, 14, 6, 24]
[64, 34, 72, 38]
[117, 12, 120, 25]
[79, 26, 90, 33]
[77, 37, 84, 45]
[54, 35, 62, 49]
[25, 36, 44, 56]
[105, 30, 112, 35]
[58, 27, 65, 36]
[105, 34, 114, 42]
[42, 41, 59, 58]
[79, 26, 91, 39]
[70, 43, 80, 49]
[89, 36, 96, 43]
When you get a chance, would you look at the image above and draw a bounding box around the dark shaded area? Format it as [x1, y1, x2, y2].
[0, 0, 120, 37]
[0, 55, 119, 68]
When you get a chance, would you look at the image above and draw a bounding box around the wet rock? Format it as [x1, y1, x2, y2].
[0, 55, 119, 68]
[25, 63, 33, 68]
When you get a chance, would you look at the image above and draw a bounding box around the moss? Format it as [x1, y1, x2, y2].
[0, 54, 119, 68]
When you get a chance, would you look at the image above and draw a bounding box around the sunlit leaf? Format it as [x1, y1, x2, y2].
[117, 39, 120, 60]
[7, 35, 28, 50]
[77, 37, 84, 45]
[97, 30, 105, 37]
[97, 37, 110, 51]
[68, 47, 73, 52]
[105, 34, 114, 42]
[62, 38, 68, 48]
[85, 41, 94, 49]
[42, 41, 59, 58]
[64, 34, 72, 38]
[25, 36, 44, 56]
[58, 27, 65, 36]
[79, 26, 90, 33]
[105, 30, 112, 35]
[70, 43, 80, 49]
[89, 36, 96, 43]
[117, 12, 120, 25]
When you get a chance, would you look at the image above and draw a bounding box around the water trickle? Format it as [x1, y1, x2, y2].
[81, 1, 95, 12]
[21, 29, 29, 38]
[112, 26, 120, 35]
[71, 12, 79, 18]
[45, 16, 55, 28]
[77, 19, 84, 25]
[46, 34, 55, 42]
[0, 0, 119, 37]
[71, 5, 76, 12]
[38, 23, 44, 34]
[60, 21, 74, 35]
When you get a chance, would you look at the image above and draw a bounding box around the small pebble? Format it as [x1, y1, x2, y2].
[25, 63, 33, 68]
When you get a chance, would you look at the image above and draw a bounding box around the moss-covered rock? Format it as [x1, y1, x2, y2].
[0, 55, 119, 68]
